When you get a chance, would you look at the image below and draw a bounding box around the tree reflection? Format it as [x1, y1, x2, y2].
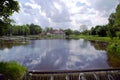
[89, 40, 120, 68]
[90, 40, 108, 50]
[0, 40, 28, 50]
[107, 53, 120, 68]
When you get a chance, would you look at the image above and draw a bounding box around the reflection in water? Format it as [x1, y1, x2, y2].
[89, 40, 120, 68]
[107, 54, 120, 68]
[90, 40, 108, 50]
[0, 40, 27, 50]
[0, 39, 110, 70]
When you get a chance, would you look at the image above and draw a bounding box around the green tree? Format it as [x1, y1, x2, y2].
[0, 0, 19, 36]
[114, 4, 120, 28]
[107, 4, 120, 39]
[91, 27, 96, 35]
[65, 29, 73, 36]
[97, 25, 107, 37]
[107, 13, 116, 39]
[108, 13, 115, 26]
[29, 24, 42, 35]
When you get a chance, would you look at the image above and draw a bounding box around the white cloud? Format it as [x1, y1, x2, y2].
[11, 0, 118, 30]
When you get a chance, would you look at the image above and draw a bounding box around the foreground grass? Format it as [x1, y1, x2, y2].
[0, 61, 27, 80]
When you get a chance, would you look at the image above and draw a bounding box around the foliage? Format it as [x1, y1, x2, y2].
[108, 13, 115, 26]
[4, 24, 42, 36]
[114, 4, 120, 27]
[0, 61, 27, 80]
[107, 43, 120, 58]
[65, 29, 73, 36]
[116, 31, 120, 39]
[0, 0, 19, 22]
[107, 4, 120, 39]
[29, 24, 42, 35]
[89, 4, 120, 39]
[90, 25, 107, 37]
[0, 0, 19, 36]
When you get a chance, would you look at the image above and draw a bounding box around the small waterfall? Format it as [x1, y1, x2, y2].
[79, 73, 87, 80]
[50, 75, 54, 80]
[93, 72, 100, 80]
[28, 69, 120, 80]
[108, 74, 114, 80]
[66, 74, 69, 80]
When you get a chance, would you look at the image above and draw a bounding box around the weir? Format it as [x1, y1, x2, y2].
[28, 68, 120, 80]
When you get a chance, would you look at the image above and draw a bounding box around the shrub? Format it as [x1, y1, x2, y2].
[0, 61, 27, 80]
[107, 43, 120, 57]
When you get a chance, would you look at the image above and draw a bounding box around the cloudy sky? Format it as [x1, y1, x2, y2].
[12, 0, 119, 30]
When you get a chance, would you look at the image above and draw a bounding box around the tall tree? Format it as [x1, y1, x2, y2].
[114, 4, 120, 28]
[0, 0, 19, 36]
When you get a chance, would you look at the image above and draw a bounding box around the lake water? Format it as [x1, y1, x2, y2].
[0, 39, 111, 70]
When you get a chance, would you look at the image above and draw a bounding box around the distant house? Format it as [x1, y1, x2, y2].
[46, 30, 65, 38]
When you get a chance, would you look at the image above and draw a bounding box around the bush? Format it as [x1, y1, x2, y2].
[116, 32, 120, 39]
[107, 43, 120, 57]
[0, 61, 27, 80]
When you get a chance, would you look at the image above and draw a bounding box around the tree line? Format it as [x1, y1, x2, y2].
[82, 3, 120, 39]
[7, 24, 42, 36]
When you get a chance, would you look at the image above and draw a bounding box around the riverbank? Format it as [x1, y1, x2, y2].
[0, 35, 66, 41]
[71, 34, 119, 42]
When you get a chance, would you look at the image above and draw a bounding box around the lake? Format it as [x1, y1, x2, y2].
[0, 39, 117, 70]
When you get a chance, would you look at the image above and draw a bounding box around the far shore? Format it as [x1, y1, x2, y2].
[0, 35, 78, 41]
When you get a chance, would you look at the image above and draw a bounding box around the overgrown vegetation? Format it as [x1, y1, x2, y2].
[0, 61, 27, 80]
[107, 43, 120, 58]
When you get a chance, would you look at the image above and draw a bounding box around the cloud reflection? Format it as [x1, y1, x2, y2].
[0, 39, 109, 70]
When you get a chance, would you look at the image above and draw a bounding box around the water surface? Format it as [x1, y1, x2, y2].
[0, 39, 110, 70]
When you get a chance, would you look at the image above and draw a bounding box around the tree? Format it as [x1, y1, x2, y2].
[65, 29, 73, 36]
[108, 13, 115, 26]
[91, 27, 96, 35]
[107, 4, 120, 39]
[96, 25, 107, 37]
[29, 24, 42, 35]
[90, 25, 107, 37]
[0, 0, 19, 36]
[114, 4, 120, 28]
[107, 13, 116, 39]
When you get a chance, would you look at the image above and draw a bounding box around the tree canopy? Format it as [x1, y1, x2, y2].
[0, 0, 19, 23]
[0, 0, 19, 36]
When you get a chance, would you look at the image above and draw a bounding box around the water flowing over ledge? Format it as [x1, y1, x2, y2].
[28, 68, 120, 80]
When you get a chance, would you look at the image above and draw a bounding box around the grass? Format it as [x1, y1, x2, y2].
[0, 61, 27, 80]
[71, 34, 112, 42]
